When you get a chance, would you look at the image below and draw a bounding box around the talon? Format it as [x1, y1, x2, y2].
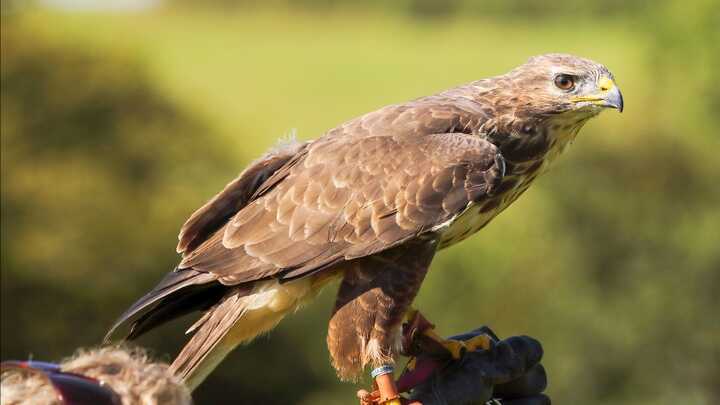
[401, 308, 435, 356]
[444, 339, 468, 360]
[422, 329, 466, 359]
[401, 308, 492, 360]
[463, 333, 493, 352]
[420, 326, 493, 359]
[428, 331, 465, 359]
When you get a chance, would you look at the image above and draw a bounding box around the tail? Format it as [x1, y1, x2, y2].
[104, 268, 223, 342]
[170, 277, 322, 390]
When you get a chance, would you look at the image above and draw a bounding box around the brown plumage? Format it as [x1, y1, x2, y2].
[106, 53, 623, 388]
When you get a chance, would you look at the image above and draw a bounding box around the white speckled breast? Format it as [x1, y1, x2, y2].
[437, 120, 584, 249]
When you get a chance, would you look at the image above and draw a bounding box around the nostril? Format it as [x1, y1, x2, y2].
[598, 77, 614, 93]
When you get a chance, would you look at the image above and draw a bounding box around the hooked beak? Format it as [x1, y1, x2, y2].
[602, 80, 624, 112]
[572, 76, 624, 112]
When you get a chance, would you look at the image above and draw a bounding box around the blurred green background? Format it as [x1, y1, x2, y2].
[1, 1, 719, 404]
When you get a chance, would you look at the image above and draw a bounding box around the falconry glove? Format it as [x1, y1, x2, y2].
[402, 324, 550, 405]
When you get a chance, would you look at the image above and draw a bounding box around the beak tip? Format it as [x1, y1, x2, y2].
[607, 87, 624, 113]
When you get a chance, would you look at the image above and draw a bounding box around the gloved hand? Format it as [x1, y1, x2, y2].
[403, 326, 550, 405]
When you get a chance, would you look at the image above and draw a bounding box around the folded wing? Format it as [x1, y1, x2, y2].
[180, 129, 504, 284]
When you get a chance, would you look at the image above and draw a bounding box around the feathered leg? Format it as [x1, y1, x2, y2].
[327, 237, 438, 383]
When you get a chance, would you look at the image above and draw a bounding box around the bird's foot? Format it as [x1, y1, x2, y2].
[401, 309, 493, 360]
[356, 309, 496, 405]
[421, 328, 492, 360]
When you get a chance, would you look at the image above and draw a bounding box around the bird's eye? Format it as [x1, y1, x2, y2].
[554, 74, 576, 91]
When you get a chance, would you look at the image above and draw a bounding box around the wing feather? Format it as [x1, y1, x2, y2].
[182, 124, 503, 283]
[177, 140, 308, 255]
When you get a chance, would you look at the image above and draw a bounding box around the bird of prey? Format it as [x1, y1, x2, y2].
[106, 53, 623, 390]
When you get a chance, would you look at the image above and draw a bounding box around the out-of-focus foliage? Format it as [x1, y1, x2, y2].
[1, 13, 235, 362]
[1, 1, 718, 404]
[175, 0, 652, 19]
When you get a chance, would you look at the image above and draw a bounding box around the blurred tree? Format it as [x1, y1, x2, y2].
[170, 0, 652, 19]
[1, 20, 234, 361]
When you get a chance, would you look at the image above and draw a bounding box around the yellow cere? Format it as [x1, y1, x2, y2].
[572, 76, 616, 104]
[598, 76, 616, 92]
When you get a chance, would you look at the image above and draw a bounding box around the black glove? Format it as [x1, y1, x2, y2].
[406, 326, 550, 405]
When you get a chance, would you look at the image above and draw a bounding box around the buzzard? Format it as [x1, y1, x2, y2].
[106, 53, 623, 390]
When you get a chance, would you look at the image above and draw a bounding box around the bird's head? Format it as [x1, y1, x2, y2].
[501, 53, 623, 119]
